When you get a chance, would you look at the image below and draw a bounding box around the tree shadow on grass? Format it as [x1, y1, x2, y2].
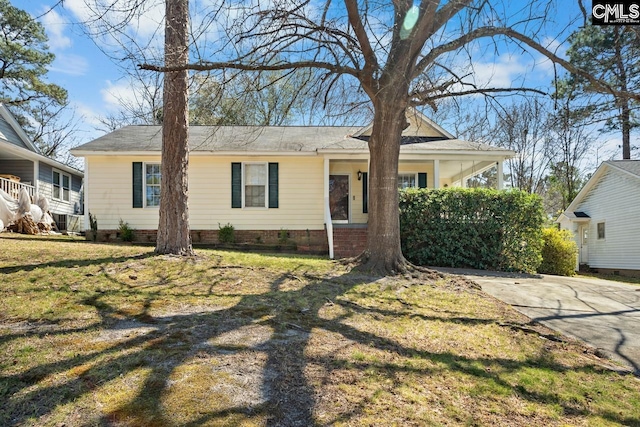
[1, 255, 639, 426]
[0, 251, 156, 274]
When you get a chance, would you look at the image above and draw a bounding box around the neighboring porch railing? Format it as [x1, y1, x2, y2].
[0, 176, 35, 200]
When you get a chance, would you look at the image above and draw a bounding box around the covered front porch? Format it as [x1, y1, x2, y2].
[0, 143, 38, 200]
[321, 153, 511, 258]
[0, 175, 35, 199]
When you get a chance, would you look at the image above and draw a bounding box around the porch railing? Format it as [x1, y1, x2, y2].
[0, 177, 35, 200]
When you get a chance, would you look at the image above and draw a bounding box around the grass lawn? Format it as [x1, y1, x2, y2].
[1, 234, 639, 426]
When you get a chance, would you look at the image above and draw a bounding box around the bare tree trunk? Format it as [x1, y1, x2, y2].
[621, 101, 631, 159]
[361, 98, 409, 273]
[156, 0, 193, 255]
[614, 26, 631, 160]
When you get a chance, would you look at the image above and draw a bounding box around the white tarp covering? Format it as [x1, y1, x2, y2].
[0, 188, 55, 233]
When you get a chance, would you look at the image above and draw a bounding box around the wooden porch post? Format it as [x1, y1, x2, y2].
[324, 156, 334, 259]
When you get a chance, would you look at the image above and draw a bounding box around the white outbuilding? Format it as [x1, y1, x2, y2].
[558, 160, 640, 277]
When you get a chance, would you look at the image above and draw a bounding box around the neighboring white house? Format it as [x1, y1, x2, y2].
[0, 104, 84, 231]
[71, 111, 515, 257]
[558, 160, 640, 276]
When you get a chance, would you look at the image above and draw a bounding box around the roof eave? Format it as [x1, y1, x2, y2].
[3, 139, 83, 175]
[71, 149, 319, 157]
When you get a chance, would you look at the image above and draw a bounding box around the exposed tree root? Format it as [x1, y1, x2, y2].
[344, 251, 441, 280]
[340, 251, 482, 291]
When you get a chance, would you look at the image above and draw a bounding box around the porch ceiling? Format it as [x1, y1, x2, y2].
[0, 149, 27, 161]
[439, 160, 496, 180]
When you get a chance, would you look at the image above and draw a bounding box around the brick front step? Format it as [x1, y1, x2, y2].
[333, 226, 368, 258]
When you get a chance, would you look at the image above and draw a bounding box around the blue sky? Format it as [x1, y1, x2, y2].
[14, 0, 127, 141]
[11, 0, 632, 164]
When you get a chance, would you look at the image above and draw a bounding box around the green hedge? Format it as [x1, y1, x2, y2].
[539, 228, 578, 276]
[399, 188, 545, 273]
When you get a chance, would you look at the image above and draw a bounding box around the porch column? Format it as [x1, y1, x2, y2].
[324, 157, 334, 259]
[433, 159, 440, 188]
[84, 158, 89, 231]
[460, 163, 467, 188]
[33, 161, 39, 193]
[497, 161, 504, 190]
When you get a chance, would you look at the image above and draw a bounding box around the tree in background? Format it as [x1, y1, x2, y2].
[543, 95, 594, 214]
[491, 99, 551, 194]
[0, 0, 73, 156]
[97, 69, 164, 131]
[98, 69, 316, 128]
[189, 69, 313, 126]
[559, 25, 640, 159]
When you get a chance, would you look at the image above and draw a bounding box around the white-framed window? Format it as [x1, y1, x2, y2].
[243, 162, 268, 208]
[397, 173, 417, 190]
[597, 222, 605, 240]
[52, 169, 71, 202]
[145, 163, 161, 207]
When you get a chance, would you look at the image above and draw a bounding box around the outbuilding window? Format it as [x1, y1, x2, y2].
[597, 222, 605, 240]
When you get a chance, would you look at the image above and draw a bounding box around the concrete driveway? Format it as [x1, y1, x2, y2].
[436, 268, 640, 374]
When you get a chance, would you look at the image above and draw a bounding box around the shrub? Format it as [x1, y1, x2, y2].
[278, 228, 289, 244]
[218, 223, 235, 244]
[118, 219, 135, 242]
[538, 227, 578, 276]
[399, 188, 545, 273]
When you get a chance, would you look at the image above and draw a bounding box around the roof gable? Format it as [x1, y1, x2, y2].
[564, 160, 640, 215]
[607, 160, 640, 178]
[0, 104, 39, 153]
[354, 108, 455, 139]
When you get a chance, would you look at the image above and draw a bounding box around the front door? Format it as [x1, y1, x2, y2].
[329, 174, 350, 223]
[579, 224, 589, 265]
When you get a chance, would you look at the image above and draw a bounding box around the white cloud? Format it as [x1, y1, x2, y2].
[61, 0, 95, 24]
[467, 54, 529, 89]
[49, 53, 89, 76]
[101, 79, 137, 111]
[40, 8, 72, 50]
[531, 36, 569, 78]
[64, 0, 165, 54]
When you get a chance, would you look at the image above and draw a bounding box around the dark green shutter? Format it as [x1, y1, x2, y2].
[231, 163, 242, 208]
[418, 172, 427, 188]
[132, 162, 143, 208]
[362, 172, 368, 213]
[268, 163, 279, 208]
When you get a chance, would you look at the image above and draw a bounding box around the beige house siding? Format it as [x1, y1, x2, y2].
[87, 155, 325, 231]
[88, 155, 444, 232]
[86, 155, 159, 230]
[190, 156, 324, 230]
[572, 169, 640, 270]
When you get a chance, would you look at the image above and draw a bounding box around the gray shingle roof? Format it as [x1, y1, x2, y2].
[607, 160, 640, 178]
[71, 125, 511, 154]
